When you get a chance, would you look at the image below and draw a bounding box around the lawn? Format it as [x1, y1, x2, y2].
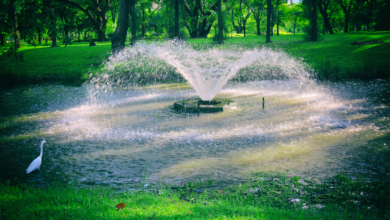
[0, 41, 112, 85]
[2, 172, 388, 220]
[1, 32, 389, 85]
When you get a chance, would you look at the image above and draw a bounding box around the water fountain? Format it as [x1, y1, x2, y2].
[98, 40, 311, 113]
[1, 40, 389, 188]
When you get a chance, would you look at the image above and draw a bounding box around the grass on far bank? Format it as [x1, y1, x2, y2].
[1, 171, 389, 220]
[0, 41, 111, 86]
[192, 32, 390, 80]
[1, 32, 390, 87]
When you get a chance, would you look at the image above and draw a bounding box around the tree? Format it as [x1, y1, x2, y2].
[0, 0, 14, 45]
[284, 3, 303, 34]
[318, 0, 335, 34]
[9, 0, 22, 48]
[216, 0, 224, 43]
[50, 7, 59, 47]
[130, 0, 136, 45]
[227, 0, 251, 36]
[266, 0, 272, 42]
[248, 0, 266, 35]
[175, 0, 180, 37]
[270, 0, 282, 36]
[336, 0, 355, 33]
[275, 8, 284, 35]
[56, 0, 112, 41]
[303, 0, 318, 41]
[57, 3, 78, 41]
[375, 0, 390, 30]
[182, 0, 218, 38]
[311, 0, 318, 40]
[111, 0, 129, 53]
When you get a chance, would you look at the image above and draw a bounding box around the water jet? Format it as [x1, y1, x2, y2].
[2, 41, 388, 189]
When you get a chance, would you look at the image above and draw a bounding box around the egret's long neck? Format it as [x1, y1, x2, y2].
[39, 141, 45, 157]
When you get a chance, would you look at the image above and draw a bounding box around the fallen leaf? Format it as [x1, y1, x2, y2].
[200, 212, 202, 214]
[218, 190, 222, 193]
[116, 203, 126, 210]
[190, 211, 192, 214]
[181, 182, 184, 185]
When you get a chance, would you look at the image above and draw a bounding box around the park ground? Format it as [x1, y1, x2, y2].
[0, 32, 390, 86]
[1, 33, 390, 219]
[1, 172, 390, 219]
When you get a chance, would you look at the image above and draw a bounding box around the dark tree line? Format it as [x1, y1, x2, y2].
[1, 0, 389, 50]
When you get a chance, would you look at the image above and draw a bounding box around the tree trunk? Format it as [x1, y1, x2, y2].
[64, 25, 69, 37]
[0, 33, 4, 45]
[293, 25, 296, 34]
[344, 16, 349, 33]
[52, 37, 59, 47]
[318, 1, 334, 34]
[111, 7, 116, 23]
[130, 0, 136, 45]
[311, 0, 318, 41]
[217, 0, 223, 43]
[112, 0, 130, 53]
[266, 0, 272, 42]
[175, 0, 179, 38]
[37, 28, 42, 44]
[51, 8, 59, 47]
[97, 23, 105, 41]
[270, 9, 274, 36]
[256, 18, 261, 35]
[15, 9, 20, 48]
[277, 21, 279, 35]
[141, 10, 145, 38]
[243, 20, 246, 37]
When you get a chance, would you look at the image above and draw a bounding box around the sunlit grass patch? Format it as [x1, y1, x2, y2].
[1, 172, 388, 219]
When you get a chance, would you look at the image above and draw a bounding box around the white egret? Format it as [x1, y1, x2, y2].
[26, 140, 46, 174]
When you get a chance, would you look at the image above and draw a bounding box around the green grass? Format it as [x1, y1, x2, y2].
[1, 32, 390, 86]
[0, 41, 111, 86]
[1, 172, 389, 219]
[190, 32, 390, 80]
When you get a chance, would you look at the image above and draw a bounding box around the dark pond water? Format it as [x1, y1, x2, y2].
[0, 79, 389, 188]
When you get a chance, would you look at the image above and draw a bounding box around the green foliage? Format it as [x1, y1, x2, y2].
[315, 56, 342, 80]
[1, 172, 388, 219]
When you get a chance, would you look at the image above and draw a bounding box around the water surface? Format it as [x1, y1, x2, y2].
[1, 79, 389, 187]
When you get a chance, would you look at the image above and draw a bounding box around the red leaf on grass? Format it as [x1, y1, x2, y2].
[218, 190, 222, 193]
[116, 203, 126, 210]
[190, 211, 192, 214]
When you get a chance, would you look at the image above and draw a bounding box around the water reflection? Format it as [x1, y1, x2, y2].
[0, 79, 389, 188]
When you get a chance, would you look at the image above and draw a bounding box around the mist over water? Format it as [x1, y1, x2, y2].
[95, 41, 313, 100]
[0, 41, 389, 188]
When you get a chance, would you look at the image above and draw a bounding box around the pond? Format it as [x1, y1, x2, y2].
[1, 79, 389, 188]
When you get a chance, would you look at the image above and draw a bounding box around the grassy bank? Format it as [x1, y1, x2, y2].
[1, 172, 389, 219]
[1, 32, 389, 86]
[191, 32, 390, 80]
[0, 41, 111, 86]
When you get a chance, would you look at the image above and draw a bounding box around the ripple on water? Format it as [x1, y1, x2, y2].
[1, 63, 389, 188]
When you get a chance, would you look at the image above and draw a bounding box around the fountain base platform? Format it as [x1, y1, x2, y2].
[174, 98, 237, 113]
